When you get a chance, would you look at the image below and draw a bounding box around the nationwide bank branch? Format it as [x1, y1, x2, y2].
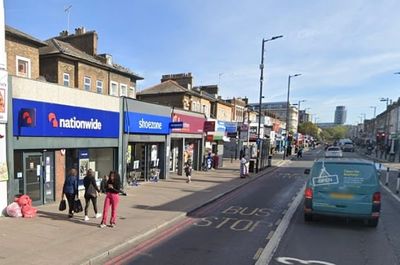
[7, 76, 120, 206]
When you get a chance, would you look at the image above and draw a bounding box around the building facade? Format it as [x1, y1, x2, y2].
[334, 106, 347, 125]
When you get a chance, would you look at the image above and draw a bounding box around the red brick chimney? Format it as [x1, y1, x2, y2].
[57, 27, 98, 55]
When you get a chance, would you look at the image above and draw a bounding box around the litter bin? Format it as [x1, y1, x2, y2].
[268, 155, 272, 167]
[213, 155, 219, 169]
[249, 159, 256, 173]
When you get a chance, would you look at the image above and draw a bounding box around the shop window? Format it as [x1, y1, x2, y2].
[120, 83, 128, 97]
[96, 80, 103, 94]
[16, 56, 31, 78]
[110, 81, 118, 96]
[84, 76, 91, 91]
[63, 73, 70, 87]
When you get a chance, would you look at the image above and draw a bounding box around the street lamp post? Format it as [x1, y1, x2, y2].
[296, 99, 306, 129]
[380, 97, 390, 158]
[256, 35, 283, 171]
[284, 74, 301, 159]
[370, 106, 377, 143]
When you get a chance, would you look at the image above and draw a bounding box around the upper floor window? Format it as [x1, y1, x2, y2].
[120, 84, 128, 97]
[129, 86, 135, 98]
[16, 56, 31, 78]
[63, 73, 70, 87]
[84, 76, 91, 91]
[96, 80, 103, 94]
[110, 81, 118, 96]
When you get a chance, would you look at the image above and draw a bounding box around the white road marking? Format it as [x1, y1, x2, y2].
[255, 184, 306, 265]
[266, 230, 274, 240]
[253, 248, 264, 260]
[275, 218, 282, 226]
[276, 257, 336, 265]
[380, 181, 400, 203]
[282, 209, 287, 215]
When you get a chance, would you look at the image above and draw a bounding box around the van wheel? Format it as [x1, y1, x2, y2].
[304, 213, 313, 222]
[368, 218, 379, 227]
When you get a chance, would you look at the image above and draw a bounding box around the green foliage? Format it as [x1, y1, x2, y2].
[298, 122, 319, 137]
[321, 125, 349, 141]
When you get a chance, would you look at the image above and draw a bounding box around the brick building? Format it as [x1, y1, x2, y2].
[5, 25, 47, 79]
[39, 27, 143, 98]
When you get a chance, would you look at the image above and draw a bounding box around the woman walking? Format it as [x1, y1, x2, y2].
[62, 168, 78, 218]
[83, 169, 101, 221]
[99, 171, 121, 228]
[184, 159, 192, 183]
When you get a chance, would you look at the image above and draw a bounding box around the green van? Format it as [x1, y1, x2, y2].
[304, 158, 381, 227]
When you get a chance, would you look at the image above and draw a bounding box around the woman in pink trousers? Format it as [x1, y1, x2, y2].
[99, 171, 121, 228]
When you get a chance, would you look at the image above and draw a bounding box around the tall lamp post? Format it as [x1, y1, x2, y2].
[380, 97, 390, 157]
[370, 106, 377, 142]
[296, 99, 306, 130]
[284, 74, 301, 159]
[257, 35, 283, 171]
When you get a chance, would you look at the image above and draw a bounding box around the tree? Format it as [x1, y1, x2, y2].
[321, 125, 349, 141]
[298, 122, 319, 138]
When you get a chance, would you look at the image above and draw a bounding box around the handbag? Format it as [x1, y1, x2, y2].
[58, 199, 66, 211]
[74, 197, 83, 213]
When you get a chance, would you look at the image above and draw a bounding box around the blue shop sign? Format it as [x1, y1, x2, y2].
[125, 111, 171, 135]
[13, 99, 119, 138]
[216, 121, 226, 132]
[225, 121, 238, 133]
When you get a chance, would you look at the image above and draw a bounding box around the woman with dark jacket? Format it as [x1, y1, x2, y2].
[62, 168, 78, 218]
[83, 169, 101, 221]
[99, 171, 121, 228]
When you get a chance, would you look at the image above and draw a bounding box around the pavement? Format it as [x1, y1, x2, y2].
[0, 155, 287, 265]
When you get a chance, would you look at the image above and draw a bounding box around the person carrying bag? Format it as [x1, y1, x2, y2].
[62, 168, 78, 218]
[83, 169, 101, 221]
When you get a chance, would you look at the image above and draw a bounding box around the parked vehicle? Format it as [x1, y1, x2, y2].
[325, 146, 343, 158]
[303, 158, 381, 227]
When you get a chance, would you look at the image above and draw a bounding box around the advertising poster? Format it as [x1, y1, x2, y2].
[0, 69, 7, 123]
[0, 124, 8, 181]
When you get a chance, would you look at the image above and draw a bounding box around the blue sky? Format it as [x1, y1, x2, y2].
[5, 0, 400, 124]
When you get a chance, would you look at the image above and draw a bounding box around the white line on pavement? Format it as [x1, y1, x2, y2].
[380, 181, 400, 203]
[255, 183, 306, 265]
[275, 218, 282, 226]
[266, 231, 274, 240]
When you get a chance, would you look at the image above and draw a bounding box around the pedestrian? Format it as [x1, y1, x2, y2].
[184, 159, 192, 183]
[83, 169, 102, 221]
[100, 175, 108, 193]
[240, 155, 248, 178]
[99, 171, 121, 228]
[62, 168, 78, 218]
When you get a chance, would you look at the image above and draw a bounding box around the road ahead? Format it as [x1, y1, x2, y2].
[271, 151, 400, 265]
[104, 148, 400, 265]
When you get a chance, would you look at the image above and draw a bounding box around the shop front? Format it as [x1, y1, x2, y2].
[123, 99, 171, 182]
[204, 120, 229, 168]
[8, 95, 119, 206]
[170, 109, 205, 175]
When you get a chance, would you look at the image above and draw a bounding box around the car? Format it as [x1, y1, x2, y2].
[325, 146, 343, 157]
[342, 142, 354, 152]
[303, 158, 381, 227]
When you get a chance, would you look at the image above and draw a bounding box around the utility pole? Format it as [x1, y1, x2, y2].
[284, 74, 301, 159]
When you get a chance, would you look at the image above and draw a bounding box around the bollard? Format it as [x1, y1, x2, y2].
[386, 167, 390, 186]
[397, 172, 400, 194]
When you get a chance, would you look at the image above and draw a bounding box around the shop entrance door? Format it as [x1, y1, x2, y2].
[23, 153, 43, 205]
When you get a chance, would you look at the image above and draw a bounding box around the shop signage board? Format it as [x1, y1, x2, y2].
[0, 124, 7, 181]
[13, 99, 119, 138]
[225, 121, 237, 133]
[125, 111, 171, 135]
[171, 112, 205, 133]
[0, 69, 7, 123]
[204, 121, 215, 132]
[169, 122, 184, 129]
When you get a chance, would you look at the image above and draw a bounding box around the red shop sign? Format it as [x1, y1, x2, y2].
[172, 113, 205, 134]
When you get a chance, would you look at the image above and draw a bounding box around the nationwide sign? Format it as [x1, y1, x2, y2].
[13, 99, 119, 138]
[124, 111, 171, 135]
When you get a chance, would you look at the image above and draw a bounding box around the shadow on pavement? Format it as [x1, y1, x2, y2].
[37, 210, 100, 227]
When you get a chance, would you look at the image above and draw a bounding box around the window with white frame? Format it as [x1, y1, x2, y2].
[129, 86, 135, 98]
[63, 73, 70, 87]
[16, 56, 31, 78]
[120, 83, 128, 97]
[110, 81, 118, 96]
[84, 76, 91, 91]
[96, 80, 103, 94]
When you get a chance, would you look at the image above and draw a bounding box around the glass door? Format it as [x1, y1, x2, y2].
[23, 153, 43, 205]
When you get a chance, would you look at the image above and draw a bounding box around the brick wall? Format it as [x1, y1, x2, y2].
[6, 36, 40, 79]
[57, 58, 76, 87]
[109, 72, 133, 96]
[77, 62, 109, 94]
[39, 57, 58, 83]
[55, 150, 66, 202]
